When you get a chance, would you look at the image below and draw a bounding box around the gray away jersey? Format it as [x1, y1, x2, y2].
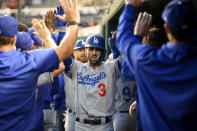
[115, 76, 137, 111]
[67, 59, 120, 118]
[63, 72, 76, 112]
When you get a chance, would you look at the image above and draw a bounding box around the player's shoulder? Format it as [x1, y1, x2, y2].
[73, 60, 87, 68]
[72, 59, 84, 65]
[14, 49, 35, 62]
[103, 59, 118, 66]
[118, 76, 136, 87]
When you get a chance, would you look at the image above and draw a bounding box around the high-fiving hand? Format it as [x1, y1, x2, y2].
[44, 10, 56, 33]
[32, 19, 51, 43]
[57, 0, 80, 23]
[134, 12, 152, 37]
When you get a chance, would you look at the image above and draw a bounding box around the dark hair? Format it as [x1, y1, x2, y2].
[169, 2, 197, 43]
[169, 26, 196, 43]
[143, 27, 167, 48]
[18, 22, 28, 32]
[0, 36, 15, 45]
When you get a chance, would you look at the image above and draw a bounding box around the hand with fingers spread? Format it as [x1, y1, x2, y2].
[32, 19, 56, 48]
[44, 10, 56, 33]
[54, 5, 67, 27]
[134, 12, 152, 37]
[57, 0, 80, 24]
[32, 0, 79, 62]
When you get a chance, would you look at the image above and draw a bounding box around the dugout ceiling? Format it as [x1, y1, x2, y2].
[101, 0, 124, 57]
[101, 0, 197, 57]
[100, 0, 172, 57]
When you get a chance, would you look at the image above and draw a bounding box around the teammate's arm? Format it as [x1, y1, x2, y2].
[37, 72, 54, 88]
[108, 31, 120, 59]
[32, 0, 80, 62]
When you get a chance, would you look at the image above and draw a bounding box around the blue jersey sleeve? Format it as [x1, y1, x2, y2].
[63, 57, 73, 73]
[121, 59, 135, 80]
[51, 74, 66, 110]
[116, 4, 151, 74]
[29, 48, 59, 74]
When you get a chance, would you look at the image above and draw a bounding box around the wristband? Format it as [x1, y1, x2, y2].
[67, 21, 79, 27]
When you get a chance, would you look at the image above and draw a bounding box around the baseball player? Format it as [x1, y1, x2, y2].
[63, 35, 120, 131]
[64, 40, 87, 131]
[113, 76, 137, 131]
[73, 40, 87, 63]
[107, 34, 137, 131]
[117, 0, 197, 130]
[15, 31, 34, 51]
[0, 0, 79, 130]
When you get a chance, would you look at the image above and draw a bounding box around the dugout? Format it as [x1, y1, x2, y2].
[101, 0, 124, 57]
[101, 0, 173, 57]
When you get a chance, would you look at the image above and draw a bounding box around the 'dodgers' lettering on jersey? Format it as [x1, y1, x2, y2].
[77, 72, 107, 86]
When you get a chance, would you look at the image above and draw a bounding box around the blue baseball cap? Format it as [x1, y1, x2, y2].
[74, 40, 86, 50]
[28, 29, 43, 46]
[162, 0, 196, 30]
[16, 32, 34, 51]
[0, 15, 18, 37]
[85, 35, 105, 50]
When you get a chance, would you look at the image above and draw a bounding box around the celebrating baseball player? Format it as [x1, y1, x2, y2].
[0, 0, 80, 130]
[117, 0, 197, 130]
[64, 40, 87, 131]
[63, 34, 121, 131]
[107, 31, 137, 131]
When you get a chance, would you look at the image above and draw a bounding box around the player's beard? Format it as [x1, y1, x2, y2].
[88, 55, 100, 66]
[79, 55, 87, 63]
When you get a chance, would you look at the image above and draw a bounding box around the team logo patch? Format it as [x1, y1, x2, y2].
[81, 41, 86, 46]
[94, 37, 99, 44]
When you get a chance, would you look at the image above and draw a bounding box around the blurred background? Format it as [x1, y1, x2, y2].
[0, 0, 197, 46]
[0, 0, 109, 39]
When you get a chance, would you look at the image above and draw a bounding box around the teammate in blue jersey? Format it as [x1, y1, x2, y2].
[117, 0, 197, 130]
[0, 0, 79, 130]
[15, 32, 34, 51]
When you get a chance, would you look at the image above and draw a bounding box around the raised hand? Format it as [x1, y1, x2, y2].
[54, 5, 67, 27]
[134, 12, 152, 37]
[44, 10, 56, 33]
[108, 31, 120, 59]
[57, 0, 80, 23]
[32, 19, 56, 48]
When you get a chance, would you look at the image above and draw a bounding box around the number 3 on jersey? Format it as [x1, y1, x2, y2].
[98, 83, 106, 97]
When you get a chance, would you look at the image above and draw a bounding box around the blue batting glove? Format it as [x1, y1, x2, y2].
[97, 51, 106, 62]
[54, 5, 67, 27]
[108, 38, 120, 59]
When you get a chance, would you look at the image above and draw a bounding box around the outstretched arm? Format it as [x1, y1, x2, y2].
[32, 0, 80, 62]
[116, 0, 152, 73]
